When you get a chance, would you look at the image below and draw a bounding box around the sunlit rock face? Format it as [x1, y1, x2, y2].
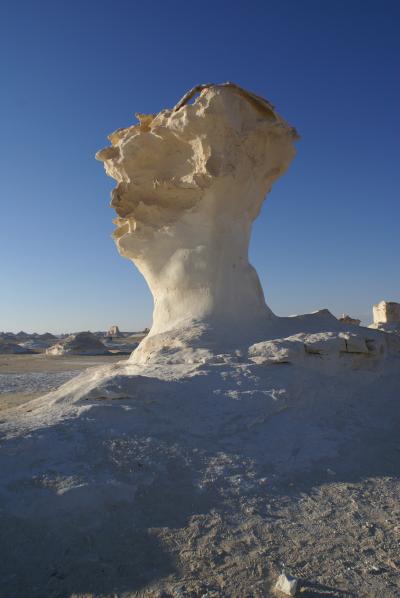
[373, 301, 400, 325]
[370, 300, 400, 336]
[96, 83, 298, 359]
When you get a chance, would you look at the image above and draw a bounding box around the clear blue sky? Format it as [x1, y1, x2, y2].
[1, 0, 399, 333]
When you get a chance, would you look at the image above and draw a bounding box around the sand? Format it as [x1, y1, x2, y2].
[1, 312, 399, 598]
[0, 354, 127, 411]
[0, 345, 399, 597]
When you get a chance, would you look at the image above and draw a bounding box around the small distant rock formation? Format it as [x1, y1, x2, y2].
[0, 332, 17, 342]
[21, 338, 57, 351]
[373, 300, 400, 324]
[369, 300, 400, 335]
[38, 332, 57, 341]
[0, 341, 35, 354]
[339, 314, 361, 326]
[15, 331, 30, 340]
[106, 325, 122, 337]
[46, 332, 111, 356]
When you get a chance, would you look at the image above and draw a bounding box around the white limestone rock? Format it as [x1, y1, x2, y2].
[373, 300, 400, 324]
[340, 332, 369, 354]
[303, 332, 347, 355]
[249, 337, 304, 364]
[46, 332, 110, 356]
[369, 300, 400, 336]
[107, 325, 122, 337]
[249, 330, 381, 367]
[95, 84, 398, 370]
[96, 82, 298, 361]
[275, 572, 298, 596]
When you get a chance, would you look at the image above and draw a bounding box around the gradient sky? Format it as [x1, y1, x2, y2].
[1, 0, 399, 333]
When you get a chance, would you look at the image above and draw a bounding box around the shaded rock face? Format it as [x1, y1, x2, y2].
[339, 314, 361, 326]
[0, 332, 17, 341]
[20, 339, 53, 351]
[15, 331, 29, 340]
[0, 341, 35, 354]
[38, 332, 56, 340]
[97, 83, 297, 358]
[46, 332, 110, 356]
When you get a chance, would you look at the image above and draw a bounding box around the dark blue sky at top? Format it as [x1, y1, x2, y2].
[1, 0, 399, 332]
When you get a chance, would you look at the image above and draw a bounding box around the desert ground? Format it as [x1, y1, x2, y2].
[0, 353, 126, 411]
[0, 349, 399, 598]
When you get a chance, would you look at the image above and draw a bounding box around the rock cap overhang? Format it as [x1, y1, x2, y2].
[95, 81, 299, 162]
[171, 81, 299, 137]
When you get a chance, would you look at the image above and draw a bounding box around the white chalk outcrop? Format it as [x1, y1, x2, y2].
[369, 300, 400, 336]
[106, 325, 122, 337]
[373, 300, 400, 324]
[46, 331, 110, 356]
[96, 83, 298, 361]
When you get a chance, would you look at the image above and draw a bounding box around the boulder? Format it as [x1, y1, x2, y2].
[275, 572, 298, 596]
[46, 332, 111, 356]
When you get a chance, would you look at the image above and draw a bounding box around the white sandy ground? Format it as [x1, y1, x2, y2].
[0, 355, 126, 411]
[0, 319, 399, 597]
[0, 371, 82, 396]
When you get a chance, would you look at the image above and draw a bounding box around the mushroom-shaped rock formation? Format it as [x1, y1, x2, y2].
[96, 83, 298, 361]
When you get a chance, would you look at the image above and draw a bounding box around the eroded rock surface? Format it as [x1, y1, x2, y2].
[96, 83, 298, 360]
[369, 300, 400, 335]
[46, 332, 110, 356]
[373, 300, 400, 324]
[106, 325, 121, 337]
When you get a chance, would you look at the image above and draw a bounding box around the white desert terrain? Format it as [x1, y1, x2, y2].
[0, 84, 399, 598]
